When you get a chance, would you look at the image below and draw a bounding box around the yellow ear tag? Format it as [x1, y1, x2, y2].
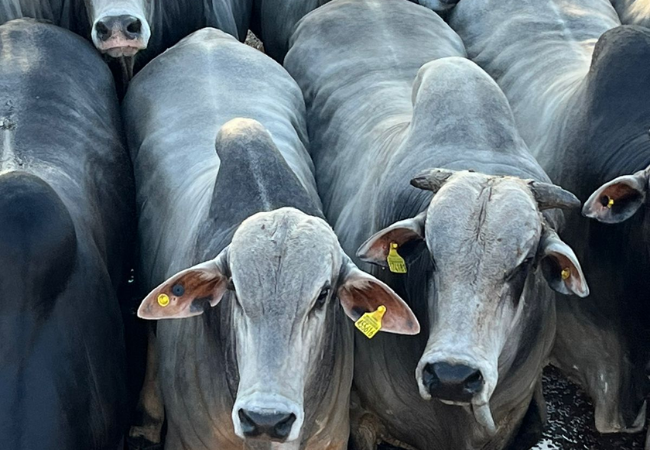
[387, 243, 407, 274]
[355, 305, 387, 339]
[607, 198, 615, 209]
[157, 293, 170, 307]
[561, 268, 571, 280]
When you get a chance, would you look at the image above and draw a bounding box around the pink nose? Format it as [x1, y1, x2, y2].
[94, 15, 143, 42]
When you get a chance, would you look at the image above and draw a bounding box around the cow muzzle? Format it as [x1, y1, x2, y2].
[416, 354, 498, 435]
[232, 395, 304, 443]
[92, 14, 149, 57]
[422, 362, 485, 403]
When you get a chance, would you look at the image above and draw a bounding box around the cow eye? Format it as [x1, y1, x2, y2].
[315, 287, 330, 309]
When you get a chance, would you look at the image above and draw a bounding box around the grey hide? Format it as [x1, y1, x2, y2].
[251, 0, 451, 63]
[124, 28, 418, 450]
[285, 0, 588, 449]
[450, 0, 650, 436]
[0, 0, 85, 32]
[611, 0, 650, 27]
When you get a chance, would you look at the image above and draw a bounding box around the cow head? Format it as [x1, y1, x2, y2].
[84, 0, 152, 58]
[138, 207, 418, 445]
[358, 169, 588, 433]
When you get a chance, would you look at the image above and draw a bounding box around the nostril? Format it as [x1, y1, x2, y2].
[422, 363, 441, 390]
[273, 413, 296, 439]
[464, 369, 484, 393]
[238, 409, 259, 437]
[94, 21, 110, 40]
[126, 18, 142, 35]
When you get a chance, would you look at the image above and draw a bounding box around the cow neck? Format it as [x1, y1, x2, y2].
[581, 26, 650, 182]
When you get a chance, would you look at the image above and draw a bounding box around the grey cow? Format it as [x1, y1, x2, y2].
[125, 28, 419, 450]
[450, 0, 650, 436]
[285, 0, 588, 449]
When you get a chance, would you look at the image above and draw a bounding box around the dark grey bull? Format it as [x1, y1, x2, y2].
[0, 19, 134, 450]
[124, 28, 418, 450]
[284, 0, 588, 448]
[450, 0, 650, 436]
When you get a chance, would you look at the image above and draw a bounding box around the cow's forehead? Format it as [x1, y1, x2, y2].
[426, 174, 541, 267]
[230, 209, 341, 292]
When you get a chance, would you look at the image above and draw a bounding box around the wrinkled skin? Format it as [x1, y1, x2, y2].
[450, 0, 650, 435]
[124, 30, 418, 450]
[284, 1, 588, 448]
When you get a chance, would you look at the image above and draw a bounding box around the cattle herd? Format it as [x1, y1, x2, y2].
[0, 0, 649, 449]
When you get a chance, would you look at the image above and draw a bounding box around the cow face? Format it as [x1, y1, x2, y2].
[84, 0, 152, 57]
[358, 170, 588, 433]
[138, 207, 419, 445]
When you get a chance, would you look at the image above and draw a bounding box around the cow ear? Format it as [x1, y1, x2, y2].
[539, 229, 589, 298]
[356, 212, 426, 267]
[582, 171, 649, 224]
[337, 256, 420, 335]
[137, 247, 231, 320]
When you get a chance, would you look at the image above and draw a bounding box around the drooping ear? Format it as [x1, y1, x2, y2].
[356, 212, 426, 267]
[582, 170, 649, 224]
[527, 180, 581, 211]
[337, 256, 420, 335]
[410, 168, 456, 193]
[539, 228, 589, 298]
[137, 247, 231, 320]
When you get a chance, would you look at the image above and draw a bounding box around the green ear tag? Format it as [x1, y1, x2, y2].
[387, 243, 407, 273]
[355, 306, 386, 339]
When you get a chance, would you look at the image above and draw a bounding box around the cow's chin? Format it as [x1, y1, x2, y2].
[103, 46, 142, 58]
[594, 399, 647, 434]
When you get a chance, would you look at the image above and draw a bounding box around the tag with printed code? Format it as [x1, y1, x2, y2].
[387, 242, 407, 273]
[355, 305, 387, 339]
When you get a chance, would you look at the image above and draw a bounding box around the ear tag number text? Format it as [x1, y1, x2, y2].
[355, 305, 387, 339]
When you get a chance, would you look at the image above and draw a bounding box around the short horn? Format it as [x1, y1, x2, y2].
[528, 180, 581, 211]
[411, 168, 456, 193]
